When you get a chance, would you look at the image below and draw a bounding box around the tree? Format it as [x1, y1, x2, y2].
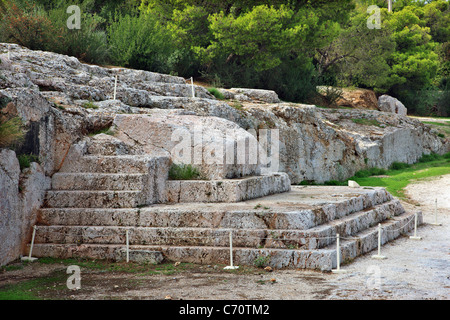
[315, 7, 395, 91]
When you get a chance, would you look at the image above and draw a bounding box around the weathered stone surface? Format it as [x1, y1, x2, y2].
[116, 249, 164, 264]
[30, 210, 420, 271]
[112, 113, 260, 179]
[0, 149, 21, 266]
[0, 149, 49, 266]
[228, 88, 281, 103]
[166, 173, 291, 203]
[378, 94, 408, 116]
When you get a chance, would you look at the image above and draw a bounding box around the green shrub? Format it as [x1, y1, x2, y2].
[253, 255, 271, 268]
[0, 116, 24, 148]
[418, 153, 441, 163]
[107, 13, 175, 73]
[207, 87, 225, 100]
[0, 2, 61, 51]
[324, 180, 342, 186]
[319, 86, 343, 107]
[88, 127, 114, 136]
[298, 180, 317, 186]
[46, 5, 110, 64]
[17, 153, 39, 170]
[369, 167, 387, 176]
[81, 102, 98, 109]
[168, 163, 202, 180]
[389, 162, 411, 170]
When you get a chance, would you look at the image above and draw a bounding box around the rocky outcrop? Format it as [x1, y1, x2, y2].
[378, 94, 408, 117]
[0, 149, 50, 266]
[0, 43, 446, 267]
[219, 88, 281, 104]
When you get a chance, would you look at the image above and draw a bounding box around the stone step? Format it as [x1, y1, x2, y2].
[34, 199, 405, 250]
[166, 173, 291, 203]
[51, 173, 145, 191]
[59, 155, 154, 174]
[39, 191, 400, 230]
[29, 211, 422, 271]
[133, 81, 213, 99]
[44, 190, 145, 208]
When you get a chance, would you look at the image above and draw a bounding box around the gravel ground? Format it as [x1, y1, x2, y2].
[1, 175, 449, 301]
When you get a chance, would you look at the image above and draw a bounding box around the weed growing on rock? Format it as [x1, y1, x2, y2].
[17, 154, 40, 170]
[81, 102, 99, 109]
[254, 255, 271, 268]
[0, 116, 24, 148]
[207, 87, 225, 100]
[168, 163, 202, 180]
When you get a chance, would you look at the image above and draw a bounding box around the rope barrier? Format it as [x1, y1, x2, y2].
[382, 214, 415, 233]
[27, 211, 426, 267]
[32, 215, 420, 243]
[36, 228, 348, 242]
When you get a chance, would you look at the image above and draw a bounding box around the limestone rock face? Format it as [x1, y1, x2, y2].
[112, 112, 261, 179]
[0, 149, 21, 266]
[221, 88, 281, 104]
[0, 149, 50, 266]
[378, 95, 408, 116]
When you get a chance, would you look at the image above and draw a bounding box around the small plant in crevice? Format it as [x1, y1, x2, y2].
[17, 153, 40, 170]
[81, 102, 98, 109]
[207, 87, 225, 100]
[253, 255, 271, 268]
[168, 163, 202, 180]
[88, 126, 115, 136]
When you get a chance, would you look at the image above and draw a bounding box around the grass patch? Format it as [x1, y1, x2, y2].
[354, 167, 387, 178]
[168, 163, 202, 180]
[299, 152, 450, 199]
[88, 127, 115, 136]
[350, 153, 450, 199]
[0, 270, 66, 300]
[0, 258, 266, 300]
[253, 255, 271, 268]
[81, 102, 99, 109]
[389, 161, 411, 170]
[421, 120, 450, 137]
[351, 118, 383, 127]
[421, 121, 450, 127]
[17, 153, 40, 170]
[207, 87, 225, 100]
[0, 117, 25, 148]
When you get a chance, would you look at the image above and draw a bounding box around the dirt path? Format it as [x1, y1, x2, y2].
[1, 176, 449, 300]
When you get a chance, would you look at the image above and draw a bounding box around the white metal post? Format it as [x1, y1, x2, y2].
[224, 230, 239, 270]
[388, 0, 392, 12]
[191, 77, 195, 98]
[431, 198, 442, 226]
[332, 233, 347, 273]
[410, 212, 422, 240]
[126, 229, 130, 263]
[21, 225, 38, 262]
[113, 74, 118, 100]
[372, 224, 387, 259]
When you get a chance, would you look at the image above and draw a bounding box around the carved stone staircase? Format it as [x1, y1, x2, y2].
[31, 140, 421, 270]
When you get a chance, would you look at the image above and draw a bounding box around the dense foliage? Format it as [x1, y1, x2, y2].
[0, 0, 448, 115]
